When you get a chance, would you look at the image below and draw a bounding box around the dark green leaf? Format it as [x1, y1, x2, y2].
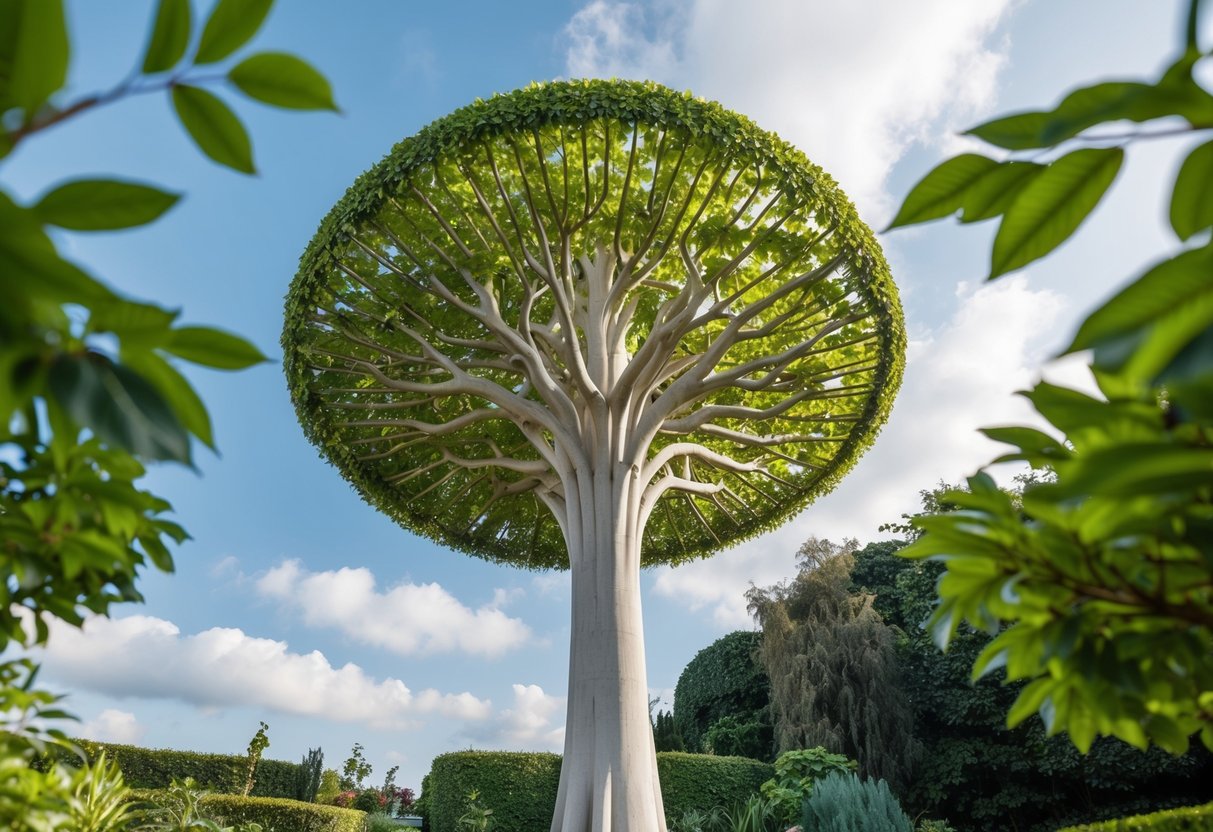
[140, 0, 191, 74]
[6, 0, 69, 118]
[885, 154, 997, 229]
[958, 162, 1043, 223]
[195, 0, 274, 65]
[88, 297, 179, 341]
[122, 349, 214, 449]
[48, 354, 192, 463]
[1050, 442, 1213, 498]
[227, 52, 338, 111]
[1069, 244, 1213, 351]
[162, 325, 268, 369]
[964, 111, 1051, 151]
[0, 192, 110, 305]
[171, 85, 256, 174]
[989, 148, 1123, 278]
[1169, 139, 1213, 241]
[32, 179, 181, 231]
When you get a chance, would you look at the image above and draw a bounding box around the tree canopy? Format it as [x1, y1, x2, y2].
[283, 79, 904, 569]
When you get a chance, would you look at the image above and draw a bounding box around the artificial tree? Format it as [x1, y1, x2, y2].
[284, 80, 903, 831]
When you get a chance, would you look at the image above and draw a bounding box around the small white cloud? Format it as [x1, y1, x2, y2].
[255, 560, 532, 659]
[531, 572, 570, 597]
[36, 615, 491, 729]
[210, 555, 241, 579]
[653, 275, 1066, 627]
[473, 684, 566, 752]
[79, 709, 145, 745]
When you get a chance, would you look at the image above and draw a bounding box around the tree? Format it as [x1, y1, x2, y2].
[340, 743, 372, 792]
[673, 630, 772, 760]
[888, 0, 1213, 754]
[241, 721, 270, 797]
[651, 710, 684, 753]
[747, 537, 919, 793]
[0, 0, 334, 823]
[283, 80, 905, 831]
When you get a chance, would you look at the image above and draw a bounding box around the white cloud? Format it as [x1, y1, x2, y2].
[652, 275, 1066, 627]
[563, 0, 1015, 221]
[80, 709, 145, 745]
[255, 560, 532, 659]
[474, 684, 566, 752]
[36, 615, 491, 729]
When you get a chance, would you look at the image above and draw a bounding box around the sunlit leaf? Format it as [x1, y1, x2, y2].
[195, 0, 274, 65]
[32, 178, 181, 231]
[140, 0, 191, 74]
[1169, 138, 1213, 241]
[171, 85, 256, 174]
[162, 326, 269, 369]
[5, 0, 69, 119]
[886, 154, 997, 229]
[958, 162, 1042, 223]
[227, 52, 338, 111]
[989, 148, 1123, 278]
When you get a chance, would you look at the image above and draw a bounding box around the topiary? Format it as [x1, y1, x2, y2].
[674, 631, 773, 758]
[801, 771, 911, 832]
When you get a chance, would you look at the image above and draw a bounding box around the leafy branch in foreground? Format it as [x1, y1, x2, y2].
[890, 0, 1213, 754]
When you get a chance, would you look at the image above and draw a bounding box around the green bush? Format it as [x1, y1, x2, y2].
[1058, 802, 1213, 832]
[674, 631, 772, 758]
[801, 772, 911, 832]
[56, 739, 304, 797]
[657, 752, 774, 824]
[760, 747, 856, 826]
[201, 793, 366, 832]
[424, 750, 774, 831]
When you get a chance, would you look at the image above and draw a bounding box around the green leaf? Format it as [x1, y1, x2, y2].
[140, 0, 191, 74]
[885, 154, 997, 229]
[195, 0, 274, 65]
[963, 111, 1051, 151]
[958, 162, 1043, 223]
[48, 354, 192, 463]
[1069, 244, 1213, 351]
[122, 350, 214, 449]
[162, 326, 268, 369]
[989, 148, 1123, 278]
[0, 191, 110, 305]
[1169, 138, 1213, 241]
[227, 52, 338, 111]
[88, 297, 179, 341]
[6, 0, 69, 118]
[1054, 442, 1213, 498]
[32, 179, 181, 231]
[171, 85, 256, 174]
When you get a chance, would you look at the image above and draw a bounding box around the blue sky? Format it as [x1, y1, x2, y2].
[9, 0, 1205, 795]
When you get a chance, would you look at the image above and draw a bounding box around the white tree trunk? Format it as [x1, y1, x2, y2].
[549, 449, 667, 832]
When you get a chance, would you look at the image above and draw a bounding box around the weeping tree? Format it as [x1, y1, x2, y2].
[747, 538, 920, 793]
[283, 80, 903, 832]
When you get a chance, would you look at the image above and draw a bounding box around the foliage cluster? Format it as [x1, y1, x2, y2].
[240, 724, 269, 798]
[338, 744, 372, 792]
[293, 748, 324, 804]
[889, 0, 1213, 753]
[800, 772, 911, 832]
[673, 631, 772, 760]
[42, 739, 304, 799]
[747, 538, 919, 791]
[757, 747, 856, 827]
[195, 792, 365, 832]
[0, 0, 334, 827]
[422, 750, 774, 831]
[653, 709, 686, 753]
[1058, 801, 1213, 832]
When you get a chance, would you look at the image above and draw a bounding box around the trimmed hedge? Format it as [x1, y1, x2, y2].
[1059, 802, 1213, 832]
[424, 750, 774, 831]
[60, 739, 302, 797]
[127, 790, 365, 832]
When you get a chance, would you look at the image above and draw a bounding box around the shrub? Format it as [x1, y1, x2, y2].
[353, 789, 383, 812]
[760, 747, 856, 826]
[423, 750, 774, 831]
[801, 772, 911, 832]
[674, 631, 772, 758]
[1058, 802, 1213, 832]
[201, 793, 365, 832]
[50, 739, 303, 797]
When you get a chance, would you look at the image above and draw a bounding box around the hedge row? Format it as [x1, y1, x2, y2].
[62, 739, 302, 798]
[127, 790, 365, 832]
[1059, 802, 1213, 832]
[424, 750, 774, 831]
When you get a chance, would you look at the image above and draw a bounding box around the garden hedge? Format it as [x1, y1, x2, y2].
[127, 790, 365, 832]
[424, 750, 774, 831]
[57, 739, 302, 797]
[1059, 802, 1213, 832]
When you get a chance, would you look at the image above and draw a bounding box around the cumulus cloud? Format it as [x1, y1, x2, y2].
[80, 709, 145, 745]
[256, 560, 531, 659]
[563, 0, 1015, 220]
[651, 275, 1066, 627]
[472, 684, 566, 752]
[37, 615, 491, 729]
